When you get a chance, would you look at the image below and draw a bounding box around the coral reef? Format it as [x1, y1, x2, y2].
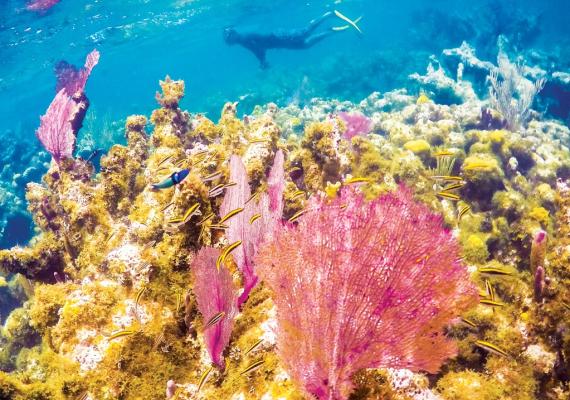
[1, 69, 570, 400]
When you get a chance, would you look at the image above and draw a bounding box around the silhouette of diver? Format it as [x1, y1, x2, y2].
[223, 11, 361, 69]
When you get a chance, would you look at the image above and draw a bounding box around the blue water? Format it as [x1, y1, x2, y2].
[0, 0, 569, 250]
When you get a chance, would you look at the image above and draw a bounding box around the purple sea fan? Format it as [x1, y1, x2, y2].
[192, 247, 238, 368]
[26, 0, 60, 12]
[338, 111, 371, 140]
[256, 185, 479, 400]
[36, 89, 79, 164]
[219, 150, 285, 308]
[55, 49, 100, 96]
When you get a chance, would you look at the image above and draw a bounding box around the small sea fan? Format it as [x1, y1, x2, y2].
[338, 111, 371, 140]
[256, 185, 478, 400]
[35, 89, 79, 164]
[192, 247, 238, 368]
[219, 150, 284, 307]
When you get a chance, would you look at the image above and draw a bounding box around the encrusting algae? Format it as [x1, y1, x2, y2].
[1, 76, 570, 399]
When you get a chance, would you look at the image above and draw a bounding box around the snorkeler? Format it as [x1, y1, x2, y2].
[223, 10, 362, 69]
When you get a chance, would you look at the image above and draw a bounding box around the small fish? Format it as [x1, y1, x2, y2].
[175, 292, 182, 314]
[437, 191, 461, 201]
[223, 182, 237, 188]
[288, 209, 307, 222]
[202, 170, 223, 182]
[108, 330, 136, 340]
[249, 214, 262, 224]
[442, 182, 465, 192]
[478, 267, 512, 276]
[223, 240, 242, 258]
[76, 391, 89, 400]
[344, 177, 373, 184]
[209, 223, 229, 230]
[205, 311, 225, 329]
[161, 202, 175, 212]
[182, 203, 201, 223]
[157, 154, 174, 167]
[219, 207, 244, 224]
[464, 163, 490, 170]
[105, 231, 115, 244]
[474, 340, 509, 357]
[291, 190, 305, 200]
[460, 318, 477, 328]
[434, 150, 454, 157]
[562, 302, 570, 311]
[249, 138, 270, 144]
[240, 359, 265, 376]
[208, 183, 225, 198]
[484, 279, 492, 298]
[334, 10, 363, 34]
[197, 212, 215, 225]
[197, 366, 214, 392]
[135, 286, 147, 312]
[175, 159, 187, 168]
[192, 150, 209, 158]
[430, 175, 463, 181]
[480, 299, 504, 307]
[244, 338, 264, 356]
[458, 205, 471, 221]
[152, 169, 190, 190]
[245, 190, 262, 205]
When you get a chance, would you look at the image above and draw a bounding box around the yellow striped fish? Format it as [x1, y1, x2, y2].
[478, 267, 512, 276]
[344, 177, 373, 185]
[244, 338, 264, 356]
[197, 212, 215, 226]
[288, 209, 307, 222]
[135, 286, 147, 312]
[460, 318, 477, 328]
[474, 340, 509, 357]
[219, 207, 244, 224]
[157, 154, 174, 167]
[249, 214, 262, 224]
[205, 311, 225, 329]
[245, 190, 261, 205]
[197, 366, 214, 392]
[430, 175, 463, 181]
[442, 182, 465, 192]
[291, 190, 305, 200]
[480, 299, 504, 307]
[458, 205, 471, 221]
[240, 359, 265, 376]
[437, 191, 461, 201]
[108, 330, 136, 340]
[202, 170, 222, 182]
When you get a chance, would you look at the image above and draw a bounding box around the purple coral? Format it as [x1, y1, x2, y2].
[219, 150, 285, 308]
[192, 247, 238, 368]
[35, 89, 79, 163]
[530, 230, 547, 275]
[55, 49, 100, 96]
[256, 185, 478, 400]
[338, 111, 371, 140]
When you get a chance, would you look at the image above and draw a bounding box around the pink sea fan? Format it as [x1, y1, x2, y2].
[219, 150, 285, 308]
[36, 89, 79, 163]
[55, 49, 100, 96]
[26, 0, 60, 12]
[256, 185, 479, 400]
[338, 111, 371, 140]
[192, 247, 238, 368]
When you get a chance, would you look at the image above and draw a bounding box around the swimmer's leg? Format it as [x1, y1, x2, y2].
[304, 29, 337, 48]
[303, 11, 334, 36]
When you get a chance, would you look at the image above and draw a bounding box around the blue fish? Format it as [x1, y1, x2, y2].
[152, 169, 190, 189]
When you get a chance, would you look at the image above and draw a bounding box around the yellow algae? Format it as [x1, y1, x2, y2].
[416, 92, 431, 105]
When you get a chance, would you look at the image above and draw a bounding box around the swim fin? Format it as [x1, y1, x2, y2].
[334, 10, 363, 34]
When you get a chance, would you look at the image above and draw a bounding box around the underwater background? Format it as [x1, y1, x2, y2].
[1, 0, 570, 399]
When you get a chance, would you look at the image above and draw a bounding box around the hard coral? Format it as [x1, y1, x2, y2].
[256, 185, 478, 400]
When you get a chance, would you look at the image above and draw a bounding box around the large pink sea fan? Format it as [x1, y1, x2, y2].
[35, 89, 79, 163]
[338, 111, 371, 140]
[220, 150, 285, 308]
[256, 185, 478, 400]
[55, 49, 100, 96]
[26, 0, 61, 12]
[192, 247, 238, 368]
